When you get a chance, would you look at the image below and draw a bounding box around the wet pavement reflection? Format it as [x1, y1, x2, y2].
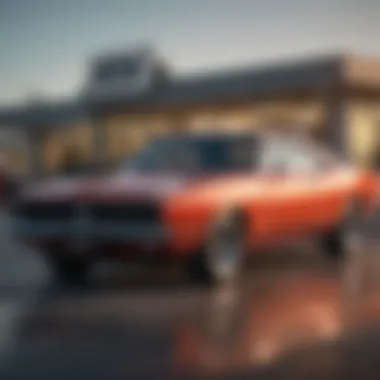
[1, 243, 380, 379]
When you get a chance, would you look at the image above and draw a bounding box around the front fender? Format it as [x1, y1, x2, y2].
[164, 199, 218, 256]
[163, 195, 253, 256]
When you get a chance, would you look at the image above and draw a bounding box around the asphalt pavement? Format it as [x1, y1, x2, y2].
[1, 209, 380, 379]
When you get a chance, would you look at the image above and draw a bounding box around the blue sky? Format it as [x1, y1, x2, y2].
[0, 0, 379, 105]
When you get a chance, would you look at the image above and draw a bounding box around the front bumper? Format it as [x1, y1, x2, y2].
[12, 218, 170, 243]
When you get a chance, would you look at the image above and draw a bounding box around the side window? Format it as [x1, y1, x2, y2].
[260, 139, 291, 173]
[260, 138, 320, 174]
[288, 142, 340, 173]
[284, 145, 319, 174]
[312, 145, 340, 171]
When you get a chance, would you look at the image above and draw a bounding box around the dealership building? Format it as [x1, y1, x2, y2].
[1, 47, 380, 176]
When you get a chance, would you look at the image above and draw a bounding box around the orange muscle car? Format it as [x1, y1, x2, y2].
[11, 131, 377, 284]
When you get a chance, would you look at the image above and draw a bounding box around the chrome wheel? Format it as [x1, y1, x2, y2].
[322, 200, 367, 259]
[206, 212, 245, 284]
[342, 209, 366, 257]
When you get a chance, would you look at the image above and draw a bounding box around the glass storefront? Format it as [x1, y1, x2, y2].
[42, 123, 94, 172]
[104, 114, 172, 159]
[15, 98, 380, 174]
[347, 102, 380, 168]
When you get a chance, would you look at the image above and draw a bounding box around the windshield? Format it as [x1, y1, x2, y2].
[123, 134, 257, 174]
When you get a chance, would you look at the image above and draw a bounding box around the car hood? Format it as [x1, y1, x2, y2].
[18, 171, 193, 202]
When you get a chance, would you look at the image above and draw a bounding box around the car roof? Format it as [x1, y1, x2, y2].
[161, 128, 313, 145]
[159, 129, 262, 141]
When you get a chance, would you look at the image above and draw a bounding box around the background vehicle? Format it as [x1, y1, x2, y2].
[11, 131, 377, 285]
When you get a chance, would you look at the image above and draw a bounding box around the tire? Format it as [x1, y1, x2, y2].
[188, 209, 247, 286]
[50, 257, 90, 285]
[321, 199, 367, 259]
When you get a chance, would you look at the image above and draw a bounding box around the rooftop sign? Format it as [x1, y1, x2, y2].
[86, 46, 165, 102]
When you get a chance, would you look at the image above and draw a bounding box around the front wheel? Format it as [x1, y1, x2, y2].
[49, 257, 91, 285]
[188, 209, 248, 286]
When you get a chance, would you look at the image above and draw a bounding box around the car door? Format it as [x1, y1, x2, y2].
[277, 140, 329, 234]
[257, 136, 323, 240]
[289, 141, 355, 232]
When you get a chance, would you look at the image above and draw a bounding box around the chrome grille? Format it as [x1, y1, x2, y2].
[13, 201, 74, 221]
[90, 202, 161, 224]
[12, 201, 165, 241]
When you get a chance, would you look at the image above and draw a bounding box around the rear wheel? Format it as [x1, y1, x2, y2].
[188, 209, 247, 286]
[322, 200, 367, 259]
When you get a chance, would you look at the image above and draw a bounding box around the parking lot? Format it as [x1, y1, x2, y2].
[1, 207, 380, 378]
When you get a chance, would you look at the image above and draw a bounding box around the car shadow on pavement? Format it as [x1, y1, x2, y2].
[29, 235, 341, 303]
[32, 263, 202, 307]
[34, 243, 337, 301]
